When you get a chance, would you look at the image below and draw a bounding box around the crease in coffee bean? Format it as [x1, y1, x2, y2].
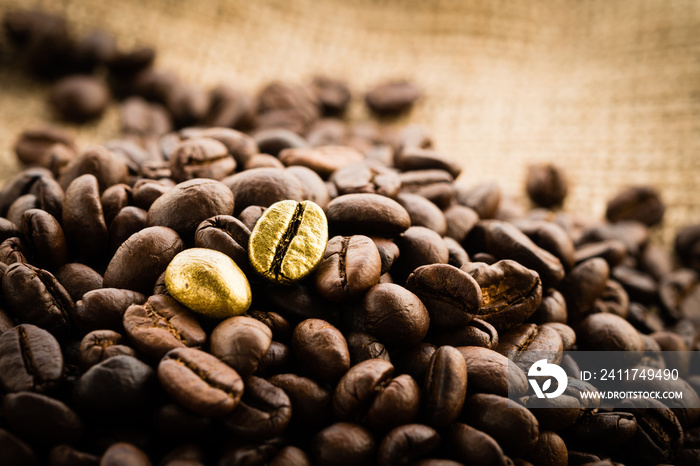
[480, 278, 540, 316]
[270, 202, 305, 281]
[36, 268, 71, 325]
[143, 302, 186, 343]
[168, 355, 237, 396]
[511, 327, 539, 362]
[410, 282, 469, 314]
[17, 326, 44, 388]
[337, 237, 349, 289]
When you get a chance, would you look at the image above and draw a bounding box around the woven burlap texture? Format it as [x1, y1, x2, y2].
[1, 0, 699, 246]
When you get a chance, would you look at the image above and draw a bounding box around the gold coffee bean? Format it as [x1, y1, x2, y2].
[249, 200, 328, 284]
[165, 248, 252, 318]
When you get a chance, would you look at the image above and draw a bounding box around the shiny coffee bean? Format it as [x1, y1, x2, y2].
[223, 375, 291, 440]
[268, 373, 332, 428]
[311, 422, 376, 466]
[210, 316, 272, 376]
[448, 423, 510, 466]
[377, 424, 440, 466]
[74, 288, 146, 332]
[77, 329, 135, 369]
[423, 346, 467, 427]
[62, 174, 109, 261]
[224, 168, 304, 216]
[361, 283, 430, 347]
[346, 332, 391, 365]
[291, 319, 350, 383]
[457, 346, 528, 396]
[169, 137, 236, 182]
[0, 324, 63, 392]
[325, 193, 411, 237]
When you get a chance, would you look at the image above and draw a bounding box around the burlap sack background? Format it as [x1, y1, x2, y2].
[1, 0, 699, 247]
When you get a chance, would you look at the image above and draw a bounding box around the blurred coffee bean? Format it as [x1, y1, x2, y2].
[606, 186, 665, 226]
[365, 80, 420, 115]
[312, 423, 375, 466]
[526, 163, 568, 208]
[50, 75, 109, 122]
[376, 424, 440, 466]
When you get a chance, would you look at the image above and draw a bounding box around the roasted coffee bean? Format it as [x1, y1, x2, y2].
[346, 332, 391, 365]
[279, 145, 364, 178]
[526, 431, 567, 466]
[377, 424, 440, 466]
[433, 318, 498, 348]
[372, 236, 400, 275]
[62, 174, 109, 261]
[574, 239, 628, 268]
[223, 375, 291, 440]
[406, 263, 481, 328]
[123, 294, 206, 359]
[238, 205, 267, 231]
[399, 169, 455, 208]
[333, 359, 420, 431]
[531, 288, 567, 324]
[522, 394, 583, 431]
[496, 323, 563, 371]
[249, 200, 328, 284]
[621, 401, 684, 463]
[249, 310, 292, 342]
[109, 206, 150, 252]
[73, 288, 146, 332]
[2, 262, 74, 336]
[559, 258, 610, 323]
[526, 163, 568, 208]
[0, 426, 36, 466]
[165, 248, 252, 318]
[78, 329, 135, 369]
[310, 76, 351, 115]
[268, 446, 310, 466]
[0, 236, 28, 265]
[467, 220, 565, 287]
[314, 235, 382, 302]
[0, 323, 63, 392]
[423, 346, 467, 427]
[461, 260, 542, 331]
[325, 193, 411, 237]
[393, 226, 449, 283]
[224, 168, 305, 217]
[578, 220, 649, 257]
[257, 81, 320, 130]
[578, 313, 644, 364]
[0, 167, 52, 217]
[169, 137, 235, 182]
[6, 194, 39, 227]
[444, 204, 479, 243]
[194, 215, 250, 271]
[361, 283, 430, 346]
[612, 265, 657, 303]
[104, 226, 184, 295]
[395, 147, 461, 179]
[567, 411, 638, 448]
[158, 347, 243, 417]
[311, 423, 376, 466]
[205, 84, 255, 130]
[148, 178, 234, 240]
[542, 322, 576, 350]
[330, 161, 401, 198]
[590, 279, 630, 318]
[365, 80, 420, 115]
[391, 342, 436, 382]
[291, 319, 350, 383]
[515, 218, 575, 272]
[448, 423, 510, 466]
[464, 394, 540, 456]
[253, 128, 308, 157]
[286, 165, 331, 208]
[100, 443, 151, 466]
[59, 146, 130, 192]
[268, 373, 332, 428]
[457, 346, 528, 396]
[210, 316, 272, 376]
[444, 236, 469, 267]
[0, 217, 22, 244]
[13, 125, 75, 167]
[166, 83, 210, 128]
[50, 75, 110, 122]
[256, 341, 293, 376]
[258, 282, 339, 323]
[456, 182, 502, 219]
[4, 391, 83, 445]
[675, 224, 700, 272]
[606, 186, 665, 226]
[396, 192, 446, 236]
[48, 444, 100, 466]
[659, 269, 700, 321]
[132, 179, 171, 210]
[101, 184, 133, 225]
[305, 117, 347, 148]
[628, 302, 665, 334]
[73, 355, 154, 413]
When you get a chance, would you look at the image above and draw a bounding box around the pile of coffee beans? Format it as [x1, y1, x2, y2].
[2, 7, 700, 466]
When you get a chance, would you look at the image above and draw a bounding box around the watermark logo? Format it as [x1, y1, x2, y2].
[528, 359, 568, 398]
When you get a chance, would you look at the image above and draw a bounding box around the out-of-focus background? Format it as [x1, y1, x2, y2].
[1, 0, 699, 245]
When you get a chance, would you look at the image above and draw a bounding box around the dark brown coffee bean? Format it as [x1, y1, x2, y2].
[62, 174, 109, 261]
[4, 391, 83, 445]
[205, 84, 255, 130]
[169, 138, 235, 182]
[457, 346, 528, 396]
[13, 125, 75, 168]
[326, 193, 411, 237]
[398, 169, 455, 209]
[312, 423, 375, 466]
[123, 295, 206, 359]
[6, 194, 39, 227]
[224, 375, 291, 440]
[2, 263, 74, 337]
[120, 97, 173, 139]
[526, 431, 567, 466]
[249, 310, 292, 343]
[100, 442, 151, 466]
[461, 260, 542, 331]
[74, 288, 146, 332]
[346, 332, 390, 365]
[371, 237, 400, 275]
[612, 265, 657, 303]
[257, 81, 320, 131]
[0, 426, 36, 466]
[104, 226, 184, 295]
[0, 324, 63, 392]
[291, 319, 350, 383]
[377, 424, 440, 466]
[622, 402, 684, 463]
[109, 206, 150, 252]
[279, 145, 364, 178]
[396, 147, 461, 178]
[434, 318, 498, 348]
[286, 165, 332, 208]
[158, 347, 243, 417]
[531, 288, 567, 324]
[132, 179, 171, 210]
[574, 239, 628, 268]
[268, 373, 332, 428]
[464, 394, 540, 456]
[59, 146, 130, 192]
[100, 184, 132, 226]
[521, 394, 583, 431]
[0, 217, 22, 245]
[423, 346, 467, 427]
[515, 219, 575, 272]
[406, 263, 481, 328]
[223, 168, 304, 216]
[305, 117, 347, 148]
[74, 355, 154, 413]
[496, 323, 563, 372]
[50, 75, 109, 122]
[310, 76, 351, 115]
[578, 313, 644, 364]
[49, 444, 100, 466]
[313, 235, 382, 302]
[365, 80, 420, 115]
[526, 163, 568, 208]
[0, 236, 28, 265]
[558, 258, 610, 323]
[590, 279, 630, 318]
[20, 209, 67, 270]
[393, 226, 449, 283]
[675, 224, 700, 272]
[258, 282, 339, 323]
[448, 423, 510, 466]
[255, 341, 293, 377]
[331, 161, 401, 198]
[0, 168, 52, 217]
[396, 193, 446, 235]
[361, 283, 430, 346]
[253, 128, 308, 157]
[567, 411, 638, 449]
[467, 220, 565, 287]
[147, 180, 233, 242]
[444, 236, 469, 267]
[210, 316, 272, 376]
[659, 269, 700, 321]
[166, 84, 210, 128]
[444, 204, 479, 243]
[78, 329, 135, 369]
[606, 186, 665, 226]
[456, 182, 502, 219]
[269, 446, 310, 466]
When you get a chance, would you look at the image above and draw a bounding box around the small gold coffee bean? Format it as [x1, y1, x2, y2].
[165, 248, 251, 318]
[249, 200, 328, 284]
